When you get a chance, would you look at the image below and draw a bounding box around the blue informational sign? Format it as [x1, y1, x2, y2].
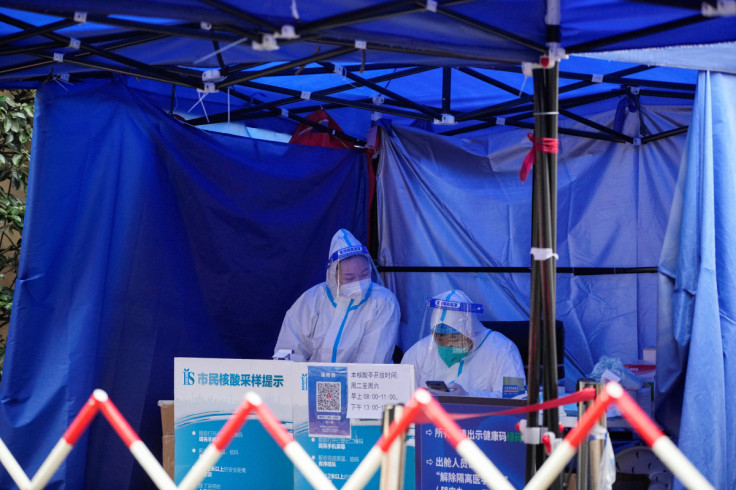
[175, 420, 292, 489]
[292, 362, 416, 490]
[175, 359, 415, 489]
[294, 423, 415, 490]
[174, 358, 295, 489]
[308, 365, 350, 437]
[415, 397, 527, 489]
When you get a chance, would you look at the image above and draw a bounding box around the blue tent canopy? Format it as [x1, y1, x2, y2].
[1, 1, 735, 140]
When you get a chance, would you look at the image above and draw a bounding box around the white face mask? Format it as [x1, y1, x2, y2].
[340, 278, 372, 299]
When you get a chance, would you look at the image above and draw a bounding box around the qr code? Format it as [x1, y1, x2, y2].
[316, 381, 341, 412]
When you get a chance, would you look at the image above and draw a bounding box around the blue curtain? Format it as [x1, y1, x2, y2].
[376, 112, 685, 388]
[657, 71, 736, 489]
[0, 77, 368, 489]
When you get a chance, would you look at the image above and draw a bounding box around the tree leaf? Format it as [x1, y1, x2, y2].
[0, 89, 31, 343]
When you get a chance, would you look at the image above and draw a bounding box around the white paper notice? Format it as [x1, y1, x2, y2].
[346, 364, 414, 419]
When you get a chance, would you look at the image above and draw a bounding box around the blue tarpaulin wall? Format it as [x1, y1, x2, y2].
[376, 106, 688, 380]
[657, 71, 736, 490]
[0, 78, 368, 489]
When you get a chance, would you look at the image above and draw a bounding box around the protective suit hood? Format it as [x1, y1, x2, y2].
[429, 290, 487, 344]
[274, 228, 400, 363]
[402, 289, 526, 397]
[325, 229, 381, 297]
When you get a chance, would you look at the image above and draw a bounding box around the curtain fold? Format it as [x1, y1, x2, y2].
[657, 71, 736, 490]
[376, 111, 685, 388]
[0, 77, 367, 489]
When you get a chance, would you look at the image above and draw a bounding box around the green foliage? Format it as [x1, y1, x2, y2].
[0, 89, 33, 365]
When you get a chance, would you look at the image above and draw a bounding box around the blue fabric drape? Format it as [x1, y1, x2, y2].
[657, 71, 736, 490]
[0, 77, 367, 489]
[376, 112, 685, 388]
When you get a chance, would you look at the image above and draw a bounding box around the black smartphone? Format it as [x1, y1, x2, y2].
[425, 380, 450, 392]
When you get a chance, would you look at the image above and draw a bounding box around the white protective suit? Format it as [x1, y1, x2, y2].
[402, 290, 525, 398]
[274, 229, 400, 363]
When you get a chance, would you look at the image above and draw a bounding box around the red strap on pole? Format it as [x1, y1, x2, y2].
[411, 387, 596, 424]
[519, 132, 559, 183]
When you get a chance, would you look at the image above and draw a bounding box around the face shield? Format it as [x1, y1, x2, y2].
[420, 293, 484, 368]
[326, 244, 383, 299]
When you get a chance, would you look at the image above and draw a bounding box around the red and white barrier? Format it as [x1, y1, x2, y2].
[179, 391, 335, 490]
[27, 390, 177, 490]
[606, 383, 714, 490]
[341, 390, 424, 490]
[525, 382, 715, 490]
[29, 391, 102, 489]
[176, 391, 255, 490]
[343, 388, 514, 490]
[0, 388, 334, 490]
[245, 393, 336, 490]
[95, 390, 178, 490]
[0, 382, 717, 490]
[0, 436, 30, 489]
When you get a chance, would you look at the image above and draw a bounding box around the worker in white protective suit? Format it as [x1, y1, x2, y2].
[273, 229, 400, 363]
[402, 290, 525, 397]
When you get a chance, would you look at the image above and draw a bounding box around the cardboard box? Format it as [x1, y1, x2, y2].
[162, 434, 175, 479]
[642, 348, 656, 363]
[158, 401, 175, 479]
[159, 400, 174, 436]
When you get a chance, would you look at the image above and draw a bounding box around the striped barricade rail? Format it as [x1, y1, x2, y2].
[524, 382, 714, 490]
[0, 389, 335, 490]
[0, 383, 716, 490]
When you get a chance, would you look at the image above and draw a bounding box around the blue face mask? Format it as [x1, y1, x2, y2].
[437, 345, 469, 367]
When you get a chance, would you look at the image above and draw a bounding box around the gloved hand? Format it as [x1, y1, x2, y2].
[447, 382, 468, 396]
[428, 388, 449, 397]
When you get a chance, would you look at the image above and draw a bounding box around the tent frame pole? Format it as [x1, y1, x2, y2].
[185, 66, 434, 126]
[525, 64, 561, 488]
